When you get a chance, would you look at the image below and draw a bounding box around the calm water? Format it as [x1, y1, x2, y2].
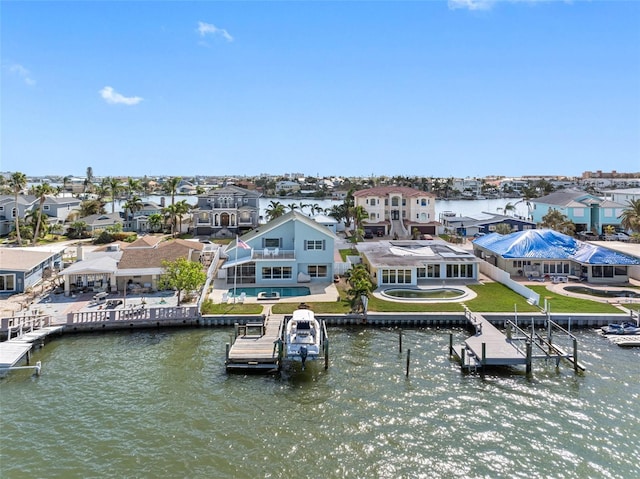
[2, 328, 638, 479]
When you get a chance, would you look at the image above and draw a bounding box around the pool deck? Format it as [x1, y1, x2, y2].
[209, 278, 340, 304]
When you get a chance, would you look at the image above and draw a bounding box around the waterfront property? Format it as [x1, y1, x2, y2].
[191, 184, 262, 237]
[353, 186, 438, 239]
[472, 229, 640, 284]
[529, 188, 626, 234]
[219, 210, 338, 288]
[439, 211, 535, 237]
[0, 247, 64, 294]
[356, 238, 481, 287]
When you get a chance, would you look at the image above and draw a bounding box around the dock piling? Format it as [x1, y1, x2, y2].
[406, 349, 411, 377]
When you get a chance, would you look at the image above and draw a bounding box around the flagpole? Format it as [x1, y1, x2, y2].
[233, 235, 238, 303]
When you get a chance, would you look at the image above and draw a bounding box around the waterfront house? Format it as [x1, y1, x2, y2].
[472, 229, 640, 284]
[220, 210, 337, 286]
[191, 185, 261, 237]
[355, 239, 480, 287]
[440, 211, 535, 237]
[0, 247, 64, 294]
[80, 212, 124, 235]
[353, 186, 437, 238]
[529, 189, 625, 234]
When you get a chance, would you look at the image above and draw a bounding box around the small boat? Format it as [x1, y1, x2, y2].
[601, 321, 640, 335]
[284, 304, 325, 369]
[257, 291, 280, 300]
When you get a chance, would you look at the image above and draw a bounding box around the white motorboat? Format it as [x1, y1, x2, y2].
[284, 305, 324, 369]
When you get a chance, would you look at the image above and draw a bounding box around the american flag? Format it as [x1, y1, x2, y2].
[237, 238, 251, 250]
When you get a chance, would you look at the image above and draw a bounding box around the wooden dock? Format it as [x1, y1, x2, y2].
[225, 315, 285, 372]
[0, 325, 64, 372]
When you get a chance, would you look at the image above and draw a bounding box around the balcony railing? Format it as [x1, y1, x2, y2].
[252, 249, 295, 260]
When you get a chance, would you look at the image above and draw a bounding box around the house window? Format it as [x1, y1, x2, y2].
[573, 208, 585, 217]
[12, 207, 17, 218]
[43, 205, 50, 211]
[0, 274, 16, 291]
[427, 264, 440, 278]
[421, 198, 428, 206]
[262, 266, 292, 280]
[446, 264, 473, 278]
[264, 238, 281, 248]
[308, 265, 328, 278]
[0, 206, 3, 211]
[391, 197, 399, 207]
[305, 240, 324, 250]
[592, 266, 614, 278]
[381, 269, 412, 284]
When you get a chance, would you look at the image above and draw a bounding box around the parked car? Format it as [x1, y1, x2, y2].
[605, 232, 630, 242]
[364, 231, 374, 239]
[578, 231, 598, 241]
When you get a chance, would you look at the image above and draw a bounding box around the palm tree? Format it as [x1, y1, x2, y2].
[79, 199, 105, 217]
[618, 199, 640, 233]
[148, 213, 164, 233]
[503, 202, 516, 216]
[174, 199, 191, 234]
[163, 203, 179, 236]
[126, 177, 141, 199]
[540, 208, 576, 236]
[9, 171, 27, 245]
[68, 220, 88, 239]
[265, 200, 286, 221]
[84, 166, 94, 194]
[62, 175, 72, 193]
[122, 195, 143, 231]
[31, 182, 56, 245]
[106, 177, 122, 212]
[164, 176, 182, 207]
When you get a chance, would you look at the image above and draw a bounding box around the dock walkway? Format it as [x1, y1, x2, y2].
[225, 314, 284, 371]
[0, 325, 64, 371]
[453, 309, 527, 370]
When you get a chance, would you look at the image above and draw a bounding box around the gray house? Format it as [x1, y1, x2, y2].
[192, 185, 261, 237]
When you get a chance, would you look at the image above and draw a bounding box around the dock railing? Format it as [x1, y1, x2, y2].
[4, 315, 52, 340]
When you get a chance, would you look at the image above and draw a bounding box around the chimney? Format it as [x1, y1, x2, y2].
[76, 243, 85, 261]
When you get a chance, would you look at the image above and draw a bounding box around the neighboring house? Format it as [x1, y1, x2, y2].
[114, 238, 207, 293]
[0, 247, 64, 294]
[602, 188, 640, 208]
[220, 210, 337, 286]
[530, 188, 625, 234]
[79, 212, 124, 234]
[275, 180, 300, 194]
[311, 214, 340, 234]
[440, 212, 535, 237]
[0, 195, 38, 236]
[355, 239, 480, 287]
[130, 201, 164, 233]
[353, 186, 437, 238]
[192, 185, 262, 237]
[472, 229, 640, 284]
[0, 194, 81, 236]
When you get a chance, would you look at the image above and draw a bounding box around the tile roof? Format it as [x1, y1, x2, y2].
[353, 186, 435, 198]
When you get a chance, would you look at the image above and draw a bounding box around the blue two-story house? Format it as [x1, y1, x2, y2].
[530, 189, 625, 234]
[221, 210, 337, 287]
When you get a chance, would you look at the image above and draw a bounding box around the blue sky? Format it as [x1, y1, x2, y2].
[2, 0, 639, 179]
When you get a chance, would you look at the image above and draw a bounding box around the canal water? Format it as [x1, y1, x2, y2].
[1, 327, 638, 479]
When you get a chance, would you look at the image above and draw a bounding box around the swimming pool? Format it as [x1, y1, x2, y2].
[228, 286, 311, 298]
[381, 287, 468, 301]
[564, 286, 640, 299]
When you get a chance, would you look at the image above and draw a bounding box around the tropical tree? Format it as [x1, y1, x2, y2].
[164, 176, 182, 207]
[148, 213, 164, 233]
[9, 171, 27, 245]
[174, 199, 191, 234]
[125, 177, 142, 199]
[494, 223, 513, 235]
[79, 199, 106, 217]
[503, 202, 516, 216]
[68, 221, 89, 239]
[163, 203, 179, 236]
[84, 166, 94, 193]
[539, 208, 576, 236]
[62, 175, 72, 193]
[123, 195, 143, 230]
[327, 204, 348, 224]
[618, 199, 640, 233]
[265, 200, 286, 221]
[158, 257, 207, 306]
[31, 182, 56, 245]
[345, 264, 374, 313]
[106, 177, 123, 212]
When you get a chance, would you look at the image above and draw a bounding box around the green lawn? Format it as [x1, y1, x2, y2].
[528, 285, 623, 314]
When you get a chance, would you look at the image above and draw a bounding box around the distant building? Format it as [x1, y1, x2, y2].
[440, 211, 535, 237]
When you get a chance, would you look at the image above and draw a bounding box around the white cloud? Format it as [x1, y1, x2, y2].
[99, 86, 143, 105]
[197, 21, 233, 42]
[9, 64, 36, 86]
[448, 0, 494, 10]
